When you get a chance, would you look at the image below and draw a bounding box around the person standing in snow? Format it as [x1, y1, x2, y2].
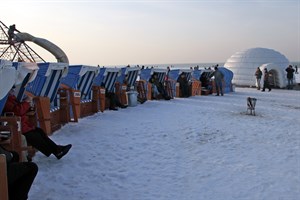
[254, 67, 262, 90]
[261, 68, 272, 92]
[211, 66, 224, 96]
[285, 65, 295, 89]
[177, 73, 190, 97]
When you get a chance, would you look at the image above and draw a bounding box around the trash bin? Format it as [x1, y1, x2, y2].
[126, 91, 138, 107]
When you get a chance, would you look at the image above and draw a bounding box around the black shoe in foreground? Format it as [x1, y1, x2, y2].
[120, 105, 128, 109]
[55, 144, 72, 160]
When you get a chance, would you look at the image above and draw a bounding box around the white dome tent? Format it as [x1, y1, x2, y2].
[224, 47, 290, 88]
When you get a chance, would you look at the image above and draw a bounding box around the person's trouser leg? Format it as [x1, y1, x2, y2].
[215, 81, 221, 95]
[216, 86, 219, 95]
[24, 128, 58, 157]
[265, 82, 271, 91]
[262, 81, 267, 91]
[256, 78, 261, 89]
[219, 82, 223, 95]
[7, 162, 38, 200]
[289, 79, 293, 89]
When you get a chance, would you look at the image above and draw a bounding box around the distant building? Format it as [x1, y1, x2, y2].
[224, 47, 290, 88]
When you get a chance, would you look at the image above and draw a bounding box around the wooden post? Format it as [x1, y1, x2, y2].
[191, 81, 202, 96]
[34, 97, 51, 135]
[92, 86, 99, 113]
[147, 83, 152, 100]
[120, 84, 128, 106]
[69, 89, 81, 122]
[1, 116, 33, 162]
[98, 87, 106, 112]
[136, 80, 147, 101]
[59, 88, 69, 124]
[0, 117, 21, 158]
[0, 154, 9, 200]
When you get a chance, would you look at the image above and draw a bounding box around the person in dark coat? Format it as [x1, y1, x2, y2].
[3, 89, 72, 160]
[211, 66, 224, 96]
[177, 73, 190, 97]
[262, 68, 272, 92]
[7, 24, 16, 44]
[285, 65, 295, 89]
[1, 144, 38, 200]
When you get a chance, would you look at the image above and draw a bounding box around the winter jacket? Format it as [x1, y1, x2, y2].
[212, 70, 224, 82]
[286, 67, 295, 79]
[263, 71, 270, 83]
[255, 69, 262, 79]
[3, 95, 35, 134]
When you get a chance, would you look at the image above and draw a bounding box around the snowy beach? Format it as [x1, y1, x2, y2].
[29, 87, 300, 200]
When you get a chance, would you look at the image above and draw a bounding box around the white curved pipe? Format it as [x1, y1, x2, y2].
[15, 32, 69, 64]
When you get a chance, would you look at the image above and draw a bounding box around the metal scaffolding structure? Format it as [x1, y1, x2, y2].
[0, 20, 46, 63]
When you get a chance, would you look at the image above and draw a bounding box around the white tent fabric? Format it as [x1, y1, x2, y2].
[14, 62, 39, 85]
[259, 63, 287, 88]
[224, 47, 290, 88]
[0, 60, 16, 99]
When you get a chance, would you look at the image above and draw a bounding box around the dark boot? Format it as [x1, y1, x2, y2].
[55, 144, 72, 160]
[109, 107, 118, 111]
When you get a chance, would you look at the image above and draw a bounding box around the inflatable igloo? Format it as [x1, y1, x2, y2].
[224, 47, 290, 88]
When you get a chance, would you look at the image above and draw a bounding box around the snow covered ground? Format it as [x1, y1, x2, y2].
[29, 87, 300, 200]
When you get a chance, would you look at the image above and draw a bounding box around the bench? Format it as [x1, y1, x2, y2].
[0, 115, 34, 162]
[115, 66, 140, 105]
[93, 67, 121, 111]
[168, 69, 193, 98]
[139, 68, 171, 100]
[26, 62, 68, 135]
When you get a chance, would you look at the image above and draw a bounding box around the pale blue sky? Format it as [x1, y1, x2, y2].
[2, 0, 299, 66]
